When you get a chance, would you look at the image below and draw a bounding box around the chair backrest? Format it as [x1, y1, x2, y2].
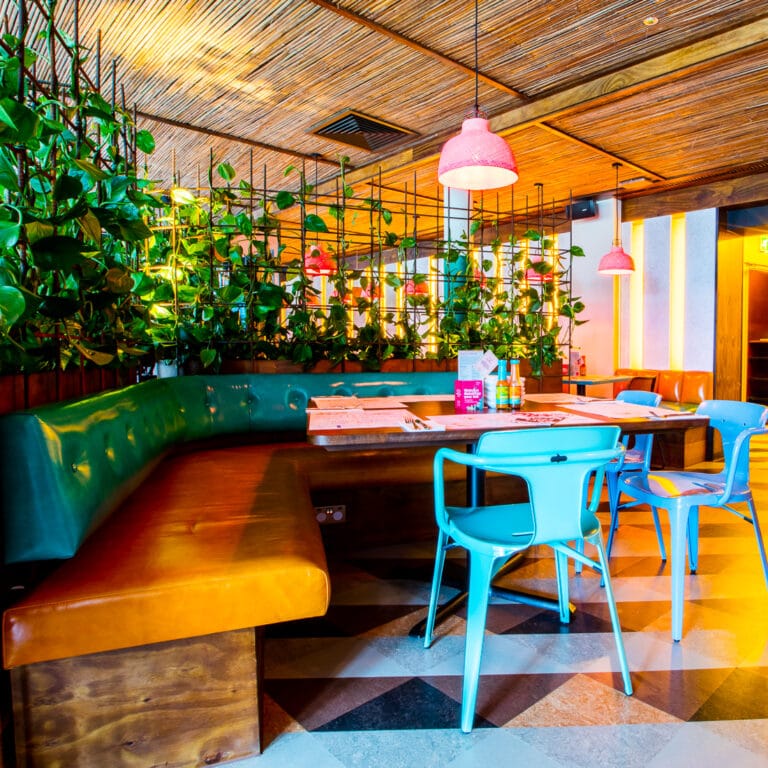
[616, 389, 662, 465]
[696, 400, 768, 486]
[627, 375, 657, 392]
[616, 389, 662, 407]
[473, 426, 623, 544]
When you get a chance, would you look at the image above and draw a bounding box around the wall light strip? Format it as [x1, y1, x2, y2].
[629, 221, 645, 367]
[669, 213, 686, 369]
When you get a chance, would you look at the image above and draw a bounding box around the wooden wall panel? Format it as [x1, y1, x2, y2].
[715, 230, 744, 400]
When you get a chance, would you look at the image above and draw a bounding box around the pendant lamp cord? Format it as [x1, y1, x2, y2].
[613, 162, 621, 245]
[473, 0, 480, 115]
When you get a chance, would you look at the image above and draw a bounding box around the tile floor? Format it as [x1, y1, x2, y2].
[234, 437, 768, 768]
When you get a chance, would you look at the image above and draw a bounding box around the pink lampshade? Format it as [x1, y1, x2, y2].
[304, 244, 336, 276]
[438, 117, 518, 191]
[525, 255, 553, 283]
[404, 280, 429, 296]
[598, 244, 635, 275]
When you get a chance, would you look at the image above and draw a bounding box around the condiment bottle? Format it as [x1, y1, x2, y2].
[509, 358, 523, 410]
[496, 360, 509, 410]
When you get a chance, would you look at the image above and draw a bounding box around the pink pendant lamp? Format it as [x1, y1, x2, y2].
[304, 244, 336, 276]
[598, 162, 635, 275]
[437, 0, 518, 191]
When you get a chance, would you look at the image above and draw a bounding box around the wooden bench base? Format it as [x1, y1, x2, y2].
[11, 628, 261, 768]
[653, 425, 708, 469]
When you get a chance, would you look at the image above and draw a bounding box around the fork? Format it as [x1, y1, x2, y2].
[404, 414, 427, 430]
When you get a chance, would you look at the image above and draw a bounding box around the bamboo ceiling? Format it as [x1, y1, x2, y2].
[5, 0, 768, 234]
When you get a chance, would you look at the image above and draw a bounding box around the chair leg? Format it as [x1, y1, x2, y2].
[592, 533, 633, 695]
[650, 506, 667, 561]
[686, 506, 699, 574]
[554, 548, 571, 623]
[460, 551, 497, 733]
[574, 537, 584, 575]
[668, 506, 690, 642]
[424, 530, 449, 649]
[605, 471, 620, 560]
[746, 495, 768, 587]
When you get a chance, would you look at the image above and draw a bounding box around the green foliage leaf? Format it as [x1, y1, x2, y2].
[0, 146, 18, 191]
[74, 342, 115, 366]
[135, 129, 156, 154]
[171, 187, 197, 205]
[200, 347, 218, 368]
[217, 162, 236, 182]
[78, 210, 102, 245]
[177, 285, 200, 303]
[0, 205, 21, 248]
[106, 176, 131, 202]
[105, 267, 134, 294]
[218, 284, 244, 304]
[24, 219, 55, 244]
[30, 235, 88, 271]
[256, 282, 285, 311]
[0, 98, 38, 142]
[132, 272, 156, 297]
[152, 282, 174, 302]
[53, 173, 84, 202]
[235, 212, 253, 236]
[92, 205, 152, 242]
[73, 158, 109, 181]
[304, 213, 328, 233]
[275, 190, 295, 210]
[0, 285, 25, 326]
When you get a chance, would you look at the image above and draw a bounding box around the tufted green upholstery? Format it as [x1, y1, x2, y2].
[1, 372, 457, 563]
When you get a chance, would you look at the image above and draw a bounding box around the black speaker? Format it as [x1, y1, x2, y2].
[566, 199, 597, 220]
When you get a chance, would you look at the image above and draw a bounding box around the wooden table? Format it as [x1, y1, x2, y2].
[308, 393, 709, 637]
[561, 374, 632, 397]
[307, 394, 708, 450]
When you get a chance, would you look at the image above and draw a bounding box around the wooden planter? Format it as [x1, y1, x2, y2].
[0, 368, 139, 415]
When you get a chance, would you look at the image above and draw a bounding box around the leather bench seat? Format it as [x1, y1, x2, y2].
[3, 444, 330, 668]
[613, 368, 713, 409]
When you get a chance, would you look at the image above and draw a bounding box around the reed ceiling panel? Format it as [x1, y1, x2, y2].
[550, 42, 768, 182]
[2, 0, 768, 206]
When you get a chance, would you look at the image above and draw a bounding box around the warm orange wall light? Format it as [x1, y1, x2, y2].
[628, 222, 644, 367]
[669, 214, 686, 369]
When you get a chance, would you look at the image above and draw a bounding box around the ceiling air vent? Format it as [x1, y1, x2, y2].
[312, 110, 416, 151]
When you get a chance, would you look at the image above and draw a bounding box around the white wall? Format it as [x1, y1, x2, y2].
[570, 198, 617, 390]
[569, 203, 717, 383]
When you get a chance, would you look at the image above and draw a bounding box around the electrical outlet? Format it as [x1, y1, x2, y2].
[314, 504, 346, 524]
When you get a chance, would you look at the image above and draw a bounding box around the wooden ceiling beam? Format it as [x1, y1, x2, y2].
[534, 124, 665, 182]
[303, 0, 528, 99]
[490, 17, 768, 132]
[136, 111, 341, 165]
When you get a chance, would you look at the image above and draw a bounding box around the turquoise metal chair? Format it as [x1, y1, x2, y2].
[619, 399, 768, 641]
[605, 389, 665, 561]
[424, 425, 633, 733]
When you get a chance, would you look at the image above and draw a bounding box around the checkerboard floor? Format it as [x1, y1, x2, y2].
[233, 437, 768, 768]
